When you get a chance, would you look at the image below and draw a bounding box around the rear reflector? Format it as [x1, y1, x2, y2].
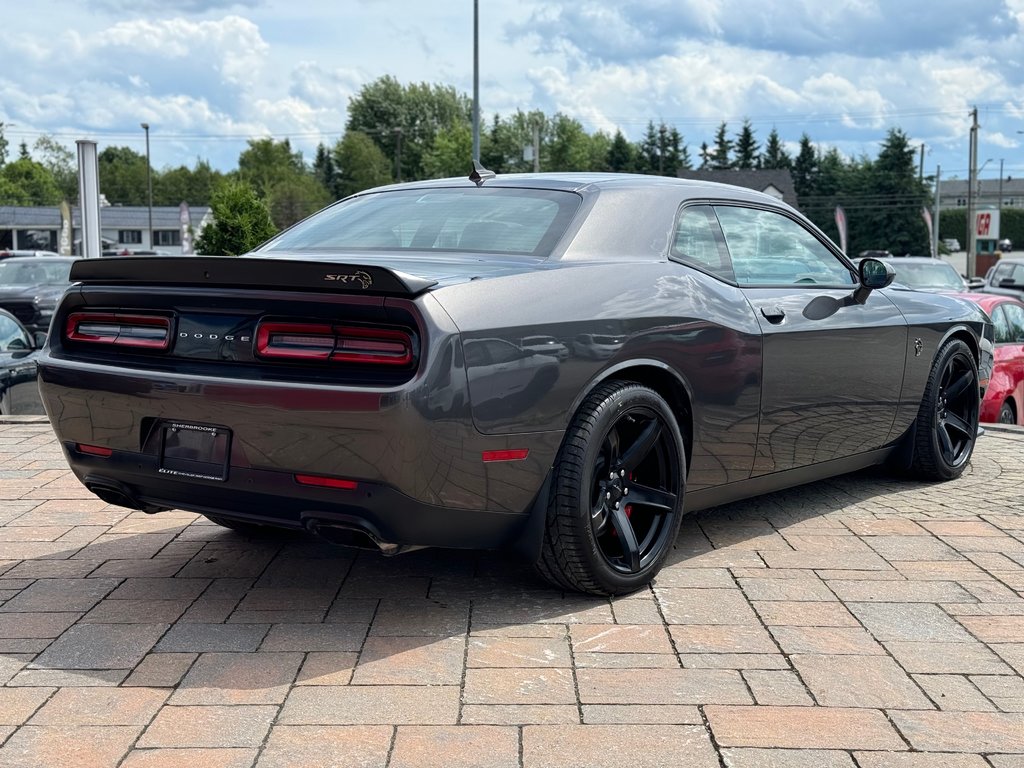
[481, 449, 530, 462]
[294, 473, 358, 490]
[76, 443, 113, 457]
[256, 321, 413, 366]
[66, 312, 171, 350]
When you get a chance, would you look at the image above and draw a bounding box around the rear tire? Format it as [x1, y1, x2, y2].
[998, 400, 1016, 425]
[910, 339, 980, 480]
[536, 381, 686, 596]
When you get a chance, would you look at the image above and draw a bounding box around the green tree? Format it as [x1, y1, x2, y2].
[545, 114, 593, 172]
[698, 142, 711, 169]
[861, 127, 930, 254]
[792, 134, 817, 200]
[346, 75, 471, 182]
[194, 181, 277, 256]
[606, 129, 635, 172]
[98, 146, 149, 205]
[32, 136, 77, 201]
[710, 122, 733, 170]
[666, 127, 692, 173]
[422, 122, 473, 179]
[480, 110, 544, 174]
[155, 159, 224, 206]
[266, 175, 332, 229]
[238, 138, 304, 199]
[733, 120, 759, 169]
[313, 143, 335, 193]
[0, 122, 8, 167]
[0, 158, 62, 205]
[332, 131, 393, 198]
[761, 128, 792, 170]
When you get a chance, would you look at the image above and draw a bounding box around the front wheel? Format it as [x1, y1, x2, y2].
[536, 381, 686, 595]
[910, 338, 980, 480]
[998, 400, 1016, 425]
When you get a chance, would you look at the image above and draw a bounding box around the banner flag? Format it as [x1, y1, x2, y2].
[834, 205, 848, 254]
[59, 200, 72, 255]
[179, 202, 193, 255]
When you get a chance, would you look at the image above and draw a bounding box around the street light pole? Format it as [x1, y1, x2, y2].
[472, 0, 480, 163]
[141, 123, 153, 250]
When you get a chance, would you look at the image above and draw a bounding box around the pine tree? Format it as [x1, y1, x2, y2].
[698, 142, 711, 170]
[734, 120, 759, 169]
[792, 134, 817, 200]
[607, 130, 634, 172]
[761, 128, 792, 170]
[710, 122, 732, 170]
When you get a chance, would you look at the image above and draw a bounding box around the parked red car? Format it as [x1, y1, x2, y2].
[956, 293, 1024, 424]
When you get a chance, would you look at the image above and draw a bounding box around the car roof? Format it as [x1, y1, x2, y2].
[0, 256, 77, 264]
[357, 171, 792, 209]
[949, 292, 1024, 312]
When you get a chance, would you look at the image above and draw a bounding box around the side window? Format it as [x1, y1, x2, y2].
[1002, 303, 1024, 342]
[713, 206, 855, 287]
[0, 315, 30, 352]
[992, 306, 1011, 344]
[671, 205, 733, 281]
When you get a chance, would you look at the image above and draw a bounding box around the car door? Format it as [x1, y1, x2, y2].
[712, 204, 907, 475]
[991, 302, 1024, 423]
[0, 312, 40, 415]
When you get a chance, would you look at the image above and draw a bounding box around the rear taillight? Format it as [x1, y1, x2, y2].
[255, 321, 414, 366]
[66, 312, 172, 350]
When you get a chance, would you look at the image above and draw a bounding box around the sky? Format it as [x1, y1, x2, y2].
[4, 0, 1024, 183]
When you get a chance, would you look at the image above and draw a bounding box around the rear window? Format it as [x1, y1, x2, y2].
[261, 187, 581, 257]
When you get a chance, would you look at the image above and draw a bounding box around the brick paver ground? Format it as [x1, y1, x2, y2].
[1, 418, 1023, 767]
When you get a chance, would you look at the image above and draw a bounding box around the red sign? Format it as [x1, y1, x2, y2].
[977, 213, 991, 236]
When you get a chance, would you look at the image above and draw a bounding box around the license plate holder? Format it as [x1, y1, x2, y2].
[158, 422, 231, 481]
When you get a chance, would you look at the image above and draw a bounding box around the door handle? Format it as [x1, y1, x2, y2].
[760, 306, 786, 324]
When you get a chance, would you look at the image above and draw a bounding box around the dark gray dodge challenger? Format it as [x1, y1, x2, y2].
[38, 171, 993, 595]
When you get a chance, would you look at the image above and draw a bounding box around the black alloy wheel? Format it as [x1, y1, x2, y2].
[998, 401, 1016, 425]
[536, 381, 686, 595]
[911, 338, 980, 480]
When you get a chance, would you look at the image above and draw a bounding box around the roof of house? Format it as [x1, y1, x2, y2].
[676, 168, 799, 207]
[0, 205, 211, 229]
[938, 178, 1024, 197]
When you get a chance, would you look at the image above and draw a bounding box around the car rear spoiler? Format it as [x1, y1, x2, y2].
[69, 256, 438, 296]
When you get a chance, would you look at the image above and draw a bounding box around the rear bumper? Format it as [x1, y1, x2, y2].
[65, 443, 531, 549]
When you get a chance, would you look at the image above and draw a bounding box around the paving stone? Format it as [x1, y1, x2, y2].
[768, 625, 885, 655]
[294, 652, 358, 686]
[8, 669, 128, 687]
[865, 534, 964, 561]
[890, 710, 1024, 752]
[32, 623, 167, 669]
[523, 724, 719, 768]
[721, 748, 856, 767]
[742, 670, 815, 706]
[0, 688, 54, 725]
[351, 636, 465, 685]
[669, 624, 778, 654]
[0, 612, 80, 638]
[0, 578, 120, 612]
[706, 705, 905, 750]
[849, 602, 975, 641]
[124, 653, 197, 688]
[581, 704, 702, 724]
[461, 705, 580, 725]
[574, 652, 679, 668]
[81, 598, 191, 624]
[570, 624, 673, 654]
[279, 685, 460, 725]
[883, 641, 1012, 674]
[155, 622, 269, 652]
[577, 667, 751, 705]
[468, 635, 573, 667]
[29, 686, 168, 725]
[0, 724, 140, 768]
[109, 577, 211, 601]
[958, 615, 1024, 643]
[171, 651, 303, 705]
[255, 725, 393, 768]
[390, 725, 519, 768]
[790, 654, 931, 708]
[368, 598, 470, 635]
[122, 748, 258, 768]
[827, 579, 974, 603]
[854, 754, 990, 768]
[138, 704, 277, 748]
[609, 596, 664, 624]
[970, 674, 1024, 712]
[259, 622, 366, 652]
[753, 601, 859, 627]
[656, 588, 760, 625]
[464, 667, 577, 705]
[738, 577, 836, 602]
[914, 674, 998, 711]
[679, 653, 789, 670]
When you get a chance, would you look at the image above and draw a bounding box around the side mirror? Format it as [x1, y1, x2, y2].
[966, 277, 985, 291]
[33, 332, 47, 349]
[853, 258, 895, 304]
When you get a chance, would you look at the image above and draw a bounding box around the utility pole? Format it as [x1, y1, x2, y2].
[967, 107, 979, 278]
[472, 0, 480, 163]
[933, 165, 941, 259]
[919, 144, 925, 184]
[141, 123, 153, 251]
[532, 122, 540, 173]
[998, 158, 1005, 218]
[393, 128, 403, 183]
